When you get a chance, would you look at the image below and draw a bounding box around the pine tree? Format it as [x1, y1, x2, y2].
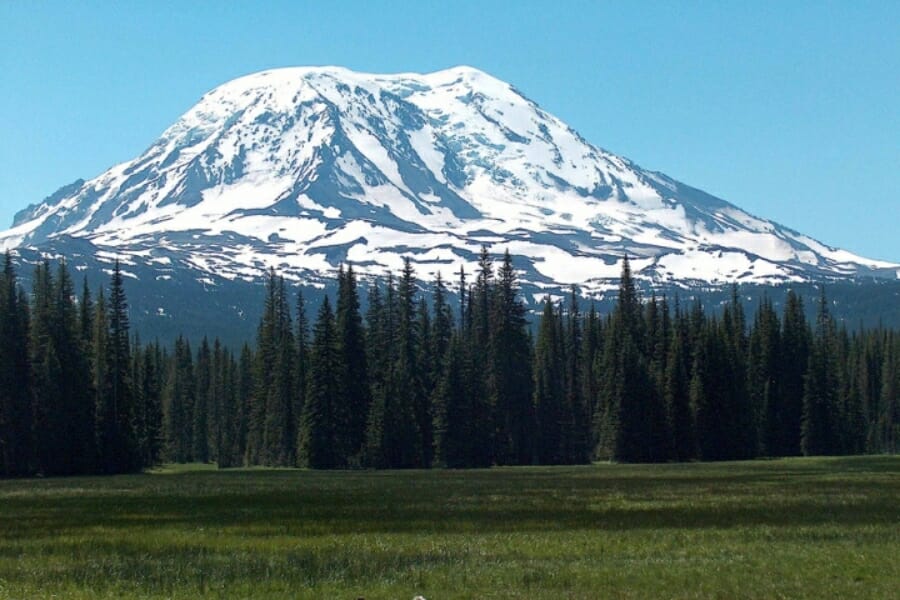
[431, 272, 453, 374]
[298, 296, 341, 469]
[750, 297, 782, 456]
[94, 261, 140, 473]
[780, 290, 809, 455]
[665, 311, 695, 461]
[335, 265, 370, 465]
[208, 339, 224, 464]
[29, 262, 63, 475]
[386, 259, 424, 468]
[414, 296, 434, 467]
[643, 295, 673, 462]
[215, 345, 238, 468]
[832, 326, 862, 454]
[294, 291, 310, 463]
[235, 344, 253, 464]
[249, 270, 295, 466]
[164, 336, 194, 462]
[859, 330, 885, 452]
[59, 266, 96, 474]
[723, 285, 755, 459]
[581, 303, 601, 423]
[139, 342, 163, 467]
[192, 338, 211, 463]
[534, 299, 565, 464]
[79, 276, 93, 350]
[875, 332, 899, 452]
[432, 333, 473, 467]
[0, 260, 35, 477]
[265, 276, 296, 466]
[692, 318, 728, 461]
[595, 256, 655, 462]
[801, 289, 840, 456]
[363, 279, 391, 468]
[489, 251, 535, 465]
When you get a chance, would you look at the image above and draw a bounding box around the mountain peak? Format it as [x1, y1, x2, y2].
[2, 65, 896, 291]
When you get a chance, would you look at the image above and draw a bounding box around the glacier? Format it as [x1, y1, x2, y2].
[2, 65, 897, 295]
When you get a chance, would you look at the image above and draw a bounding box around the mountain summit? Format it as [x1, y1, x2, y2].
[3, 66, 897, 295]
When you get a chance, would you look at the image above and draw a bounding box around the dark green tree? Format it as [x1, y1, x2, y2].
[801, 289, 840, 456]
[489, 251, 535, 465]
[534, 299, 565, 464]
[432, 333, 474, 467]
[163, 336, 194, 463]
[298, 296, 341, 469]
[192, 337, 211, 463]
[665, 310, 695, 461]
[335, 265, 370, 464]
[780, 290, 809, 455]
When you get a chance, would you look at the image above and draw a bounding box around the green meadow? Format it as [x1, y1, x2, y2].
[0, 457, 898, 599]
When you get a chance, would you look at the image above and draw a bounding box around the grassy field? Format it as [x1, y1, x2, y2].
[0, 457, 898, 599]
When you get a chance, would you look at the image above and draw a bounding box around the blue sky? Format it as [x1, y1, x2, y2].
[1, 1, 897, 260]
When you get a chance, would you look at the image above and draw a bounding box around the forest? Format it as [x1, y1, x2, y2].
[0, 248, 897, 477]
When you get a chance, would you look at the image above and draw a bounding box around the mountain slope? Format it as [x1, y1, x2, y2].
[3, 66, 897, 298]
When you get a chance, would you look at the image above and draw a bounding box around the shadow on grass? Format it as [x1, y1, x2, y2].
[1, 457, 898, 542]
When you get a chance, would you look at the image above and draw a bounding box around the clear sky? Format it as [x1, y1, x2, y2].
[1, 1, 897, 261]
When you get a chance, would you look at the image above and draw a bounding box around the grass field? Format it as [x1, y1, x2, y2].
[0, 457, 898, 599]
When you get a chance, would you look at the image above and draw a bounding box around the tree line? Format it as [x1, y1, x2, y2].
[0, 249, 897, 477]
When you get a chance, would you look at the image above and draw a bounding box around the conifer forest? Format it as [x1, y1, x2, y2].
[0, 248, 898, 478]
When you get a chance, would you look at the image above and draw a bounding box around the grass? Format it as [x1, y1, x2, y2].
[0, 457, 898, 599]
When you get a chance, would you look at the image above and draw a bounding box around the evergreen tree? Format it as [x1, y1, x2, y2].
[52, 269, 94, 463]
[363, 279, 392, 468]
[215, 345, 239, 468]
[29, 262, 63, 475]
[89, 262, 140, 473]
[235, 344, 253, 464]
[249, 270, 295, 466]
[335, 265, 370, 465]
[164, 336, 194, 462]
[534, 299, 565, 464]
[875, 332, 899, 452]
[723, 285, 755, 459]
[432, 333, 474, 467]
[192, 338, 211, 463]
[835, 327, 864, 454]
[581, 303, 601, 423]
[750, 297, 782, 456]
[415, 295, 434, 467]
[692, 318, 727, 461]
[209, 339, 224, 464]
[386, 259, 424, 468]
[801, 289, 840, 456]
[489, 251, 535, 465]
[139, 342, 163, 467]
[265, 276, 296, 466]
[595, 256, 655, 462]
[294, 291, 310, 462]
[665, 311, 695, 461]
[780, 290, 809, 455]
[298, 296, 341, 469]
[642, 295, 673, 462]
[79, 276, 93, 349]
[431, 272, 453, 375]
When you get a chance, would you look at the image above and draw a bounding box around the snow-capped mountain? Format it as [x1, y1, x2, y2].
[3, 66, 897, 299]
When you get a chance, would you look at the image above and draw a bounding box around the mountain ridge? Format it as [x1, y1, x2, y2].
[2, 65, 897, 297]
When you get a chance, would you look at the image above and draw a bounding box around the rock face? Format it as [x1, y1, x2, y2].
[2, 65, 897, 303]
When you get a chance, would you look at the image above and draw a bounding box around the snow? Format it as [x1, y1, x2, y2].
[406, 126, 446, 185]
[2, 65, 896, 292]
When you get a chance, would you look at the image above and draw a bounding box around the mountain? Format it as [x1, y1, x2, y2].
[2, 66, 897, 340]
